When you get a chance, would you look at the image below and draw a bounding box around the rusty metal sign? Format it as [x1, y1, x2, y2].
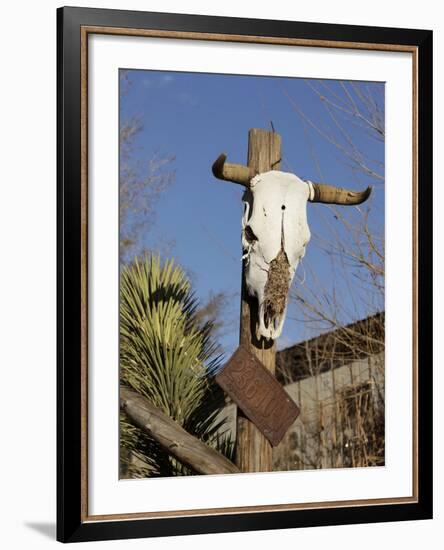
[216, 346, 300, 447]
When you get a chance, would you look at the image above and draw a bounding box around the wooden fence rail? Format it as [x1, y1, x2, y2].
[120, 385, 240, 476]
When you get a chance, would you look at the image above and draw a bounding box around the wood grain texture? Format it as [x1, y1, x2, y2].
[236, 129, 281, 472]
[120, 386, 240, 476]
[82, 26, 418, 53]
[80, 26, 89, 522]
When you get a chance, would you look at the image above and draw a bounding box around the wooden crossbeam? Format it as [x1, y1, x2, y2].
[120, 385, 240, 476]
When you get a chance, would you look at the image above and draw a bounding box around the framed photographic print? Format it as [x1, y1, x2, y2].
[57, 6, 433, 543]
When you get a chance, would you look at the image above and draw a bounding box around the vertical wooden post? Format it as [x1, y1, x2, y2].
[236, 128, 281, 472]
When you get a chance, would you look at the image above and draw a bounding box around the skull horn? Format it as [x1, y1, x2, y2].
[308, 182, 372, 205]
[212, 153, 256, 187]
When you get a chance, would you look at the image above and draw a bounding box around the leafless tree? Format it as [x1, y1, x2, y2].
[119, 70, 176, 263]
[277, 80, 385, 469]
[282, 80, 384, 345]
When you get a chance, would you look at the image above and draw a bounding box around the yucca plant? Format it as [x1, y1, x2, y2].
[119, 254, 233, 477]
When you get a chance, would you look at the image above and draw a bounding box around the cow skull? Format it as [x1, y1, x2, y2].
[212, 154, 372, 340]
[242, 171, 311, 339]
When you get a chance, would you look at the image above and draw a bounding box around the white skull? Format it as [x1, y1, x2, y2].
[241, 170, 312, 340]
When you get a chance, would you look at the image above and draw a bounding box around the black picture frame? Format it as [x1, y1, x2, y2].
[57, 6, 433, 543]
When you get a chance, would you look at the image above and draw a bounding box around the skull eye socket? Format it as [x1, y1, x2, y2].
[244, 225, 258, 243]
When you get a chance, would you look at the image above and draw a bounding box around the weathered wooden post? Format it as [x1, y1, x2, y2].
[236, 128, 281, 472]
[212, 129, 372, 474]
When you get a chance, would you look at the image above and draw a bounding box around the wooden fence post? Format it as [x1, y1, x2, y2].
[236, 128, 281, 472]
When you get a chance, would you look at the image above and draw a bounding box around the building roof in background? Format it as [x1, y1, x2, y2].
[276, 312, 384, 385]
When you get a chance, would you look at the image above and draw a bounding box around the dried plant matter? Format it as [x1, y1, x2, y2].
[263, 249, 290, 330]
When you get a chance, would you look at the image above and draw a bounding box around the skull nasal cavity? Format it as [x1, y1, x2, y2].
[244, 225, 258, 243]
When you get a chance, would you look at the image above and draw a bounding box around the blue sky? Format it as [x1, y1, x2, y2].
[119, 69, 385, 358]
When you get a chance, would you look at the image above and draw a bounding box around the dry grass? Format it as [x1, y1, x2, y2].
[263, 249, 290, 328]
